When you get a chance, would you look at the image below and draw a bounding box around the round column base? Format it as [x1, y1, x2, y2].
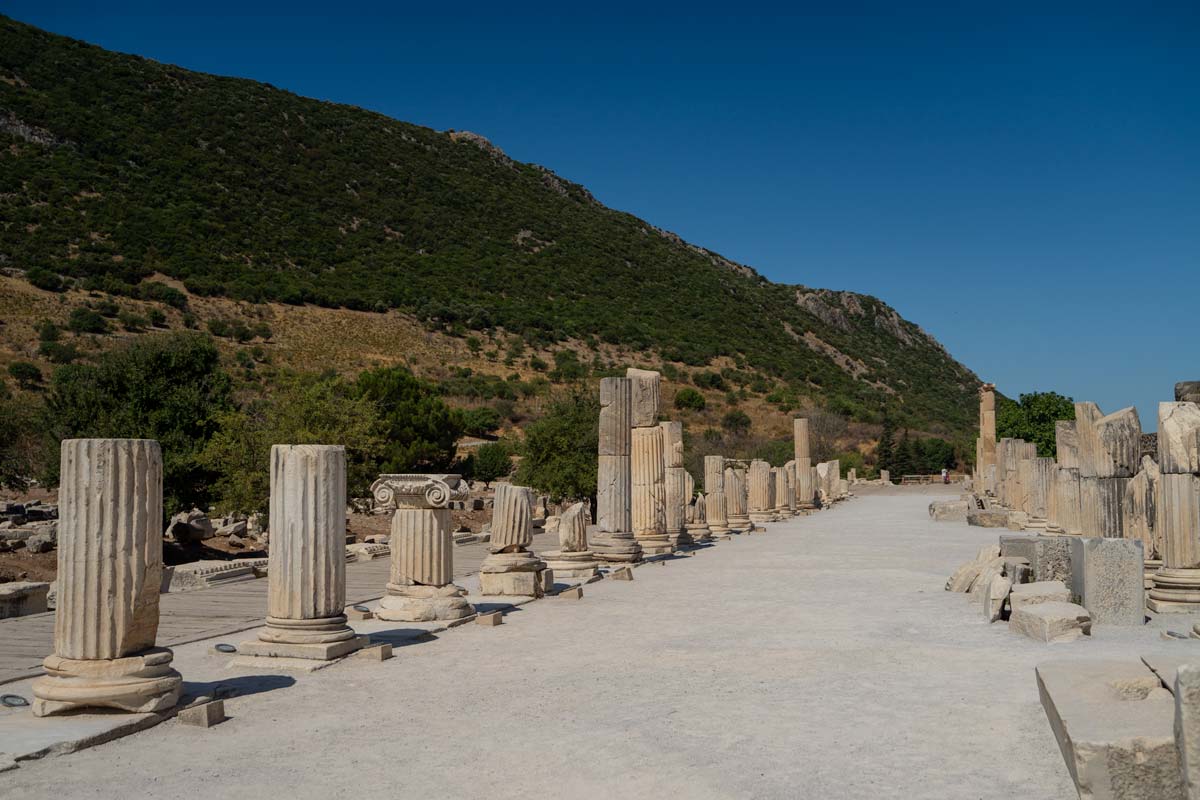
[32, 647, 182, 717]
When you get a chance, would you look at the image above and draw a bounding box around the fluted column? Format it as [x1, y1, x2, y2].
[372, 473, 473, 621]
[726, 466, 751, 531]
[794, 418, 816, 508]
[784, 460, 797, 514]
[1055, 467, 1084, 535]
[685, 471, 712, 542]
[747, 460, 773, 523]
[705, 455, 730, 534]
[1147, 402, 1200, 615]
[1123, 456, 1161, 587]
[33, 439, 181, 716]
[773, 467, 789, 516]
[481, 482, 550, 596]
[632, 426, 670, 553]
[593, 377, 642, 563]
[661, 421, 689, 546]
[542, 502, 600, 578]
[976, 384, 997, 495]
[240, 445, 364, 660]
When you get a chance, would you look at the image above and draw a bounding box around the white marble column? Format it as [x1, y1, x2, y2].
[747, 460, 773, 523]
[632, 425, 671, 554]
[33, 439, 181, 716]
[481, 482, 550, 596]
[373, 473, 473, 622]
[705, 455, 730, 535]
[593, 377, 642, 563]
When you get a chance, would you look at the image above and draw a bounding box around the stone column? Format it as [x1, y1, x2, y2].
[33, 439, 182, 716]
[1054, 466, 1084, 536]
[685, 473, 712, 542]
[1147, 402, 1200, 615]
[747, 460, 774, 523]
[593, 377, 642, 563]
[480, 482, 551, 596]
[631, 425, 671, 554]
[704, 455, 730, 535]
[628, 369, 672, 556]
[794, 418, 816, 508]
[543, 502, 599, 579]
[725, 466, 751, 532]
[239, 445, 366, 661]
[371, 473, 473, 622]
[1123, 456, 1161, 589]
[773, 467, 789, 517]
[977, 384, 997, 495]
[1077, 404, 1140, 538]
[661, 421, 690, 547]
[784, 460, 798, 514]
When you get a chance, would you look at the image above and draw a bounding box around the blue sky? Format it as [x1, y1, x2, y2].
[5, 2, 1198, 429]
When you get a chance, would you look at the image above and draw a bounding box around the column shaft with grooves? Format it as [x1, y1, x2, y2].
[631, 426, 666, 537]
[795, 457, 815, 506]
[391, 507, 452, 586]
[747, 460, 772, 519]
[597, 377, 632, 533]
[704, 455, 728, 528]
[793, 418, 810, 462]
[1159, 473, 1200, 569]
[267, 445, 347, 623]
[490, 482, 534, 549]
[1055, 467, 1083, 535]
[56, 438, 163, 661]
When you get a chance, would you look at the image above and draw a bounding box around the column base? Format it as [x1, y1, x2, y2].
[589, 532, 644, 563]
[31, 647, 182, 717]
[635, 534, 674, 556]
[376, 583, 474, 622]
[727, 515, 752, 533]
[237, 635, 369, 661]
[684, 523, 711, 543]
[748, 512, 775, 523]
[480, 551, 552, 597]
[1148, 568, 1200, 613]
[542, 551, 599, 579]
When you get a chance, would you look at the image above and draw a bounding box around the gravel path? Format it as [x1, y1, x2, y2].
[9, 491, 1181, 799]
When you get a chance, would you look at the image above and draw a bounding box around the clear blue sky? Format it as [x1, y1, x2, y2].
[6, 1, 1198, 429]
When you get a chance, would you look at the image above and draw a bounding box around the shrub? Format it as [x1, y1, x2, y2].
[721, 409, 752, 436]
[460, 406, 503, 436]
[673, 387, 706, 411]
[355, 366, 464, 472]
[206, 318, 232, 337]
[472, 441, 512, 486]
[26, 267, 64, 292]
[528, 356, 548, 372]
[7, 361, 42, 389]
[36, 320, 60, 343]
[67, 307, 108, 334]
[44, 333, 233, 514]
[118, 310, 149, 332]
[514, 390, 598, 501]
[147, 308, 167, 327]
[39, 341, 79, 364]
[693, 371, 726, 391]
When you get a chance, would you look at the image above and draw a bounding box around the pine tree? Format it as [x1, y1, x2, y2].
[876, 414, 896, 474]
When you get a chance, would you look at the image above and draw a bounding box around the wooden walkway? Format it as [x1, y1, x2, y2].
[0, 539, 496, 686]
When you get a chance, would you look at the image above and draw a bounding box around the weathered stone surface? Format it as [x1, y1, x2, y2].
[1000, 534, 1038, 563]
[179, 699, 226, 728]
[631, 426, 669, 553]
[725, 466, 750, 531]
[1177, 382, 1200, 404]
[376, 474, 472, 622]
[626, 368, 661, 428]
[1123, 456, 1161, 560]
[929, 501, 969, 521]
[1037, 659, 1182, 798]
[490, 482, 534, 550]
[967, 509, 1009, 528]
[1075, 402, 1105, 479]
[1159, 402, 1200, 475]
[1069, 537, 1145, 625]
[1010, 580, 1072, 612]
[946, 560, 985, 593]
[1078, 476, 1128, 539]
[1057, 420, 1081, 470]
[1158, 472, 1200, 569]
[1055, 466, 1084, 535]
[981, 573, 1012, 622]
[793, 418, 810, 462]
[747, 460, 774, 522]
[0, 580, 49, 618]
[32, 439, 181, 717]
[596, 455, 631, 534]
[1013, 602, 1091, 642]
[598, 377, 632, 457]
[165, 508, 215, 543]
[1176, 664, 1200, 800]
[1031, 536, 1074, 584]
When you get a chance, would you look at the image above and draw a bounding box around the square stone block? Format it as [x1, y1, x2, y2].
[556, 586, 583, 600]
[480, 570, 546, 598]
[179, 700, 226, 728]
[1011, 601, 1091, 642]
[477, 611, 503, 626]
[999, 534, 1038, 563]
[355, 643, 393, 661]
[610, 567, 634, 581]
[1068, 537, 1144, 625]
[237, 635, 369, 661]
[1010, 580, 1071, 613]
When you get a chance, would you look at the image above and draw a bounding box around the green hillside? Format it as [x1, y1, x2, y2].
[0, 15, 979, 434]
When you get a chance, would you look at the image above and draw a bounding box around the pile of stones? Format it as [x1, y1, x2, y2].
[0, 500, 59, 554]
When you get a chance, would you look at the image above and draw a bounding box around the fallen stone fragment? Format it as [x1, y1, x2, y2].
[967, 509, 1009, 528]
[1011, 602, 1091, 643]
[929, 501, 969, 521]
[179, 700, 226, 728]
[981, 573, 1012, 623]
[556, 586, 583, 600]
[945, 560, 984, 593]
[1037, 659, 1182, 799]
[1069, 536, 1144, 625]
[611, 567, 634, 581]
[355, 643, 393, 661]
[1009, 580, 1071, 613]
[1176, 664, 1200, 800]
[477, 611, 503, 626]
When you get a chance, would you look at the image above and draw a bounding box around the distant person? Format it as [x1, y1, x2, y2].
[941, 468, 949, 484]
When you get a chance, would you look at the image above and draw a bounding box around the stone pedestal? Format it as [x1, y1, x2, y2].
[240, 446, 366, 661]
[33, 439, 181, 716]
[480, 482, 551, 596]
[593, 377, 643, 563]
[542, 502, 599, 579]
[685, 491, 712, 543]
[371, 474, 473, 622]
